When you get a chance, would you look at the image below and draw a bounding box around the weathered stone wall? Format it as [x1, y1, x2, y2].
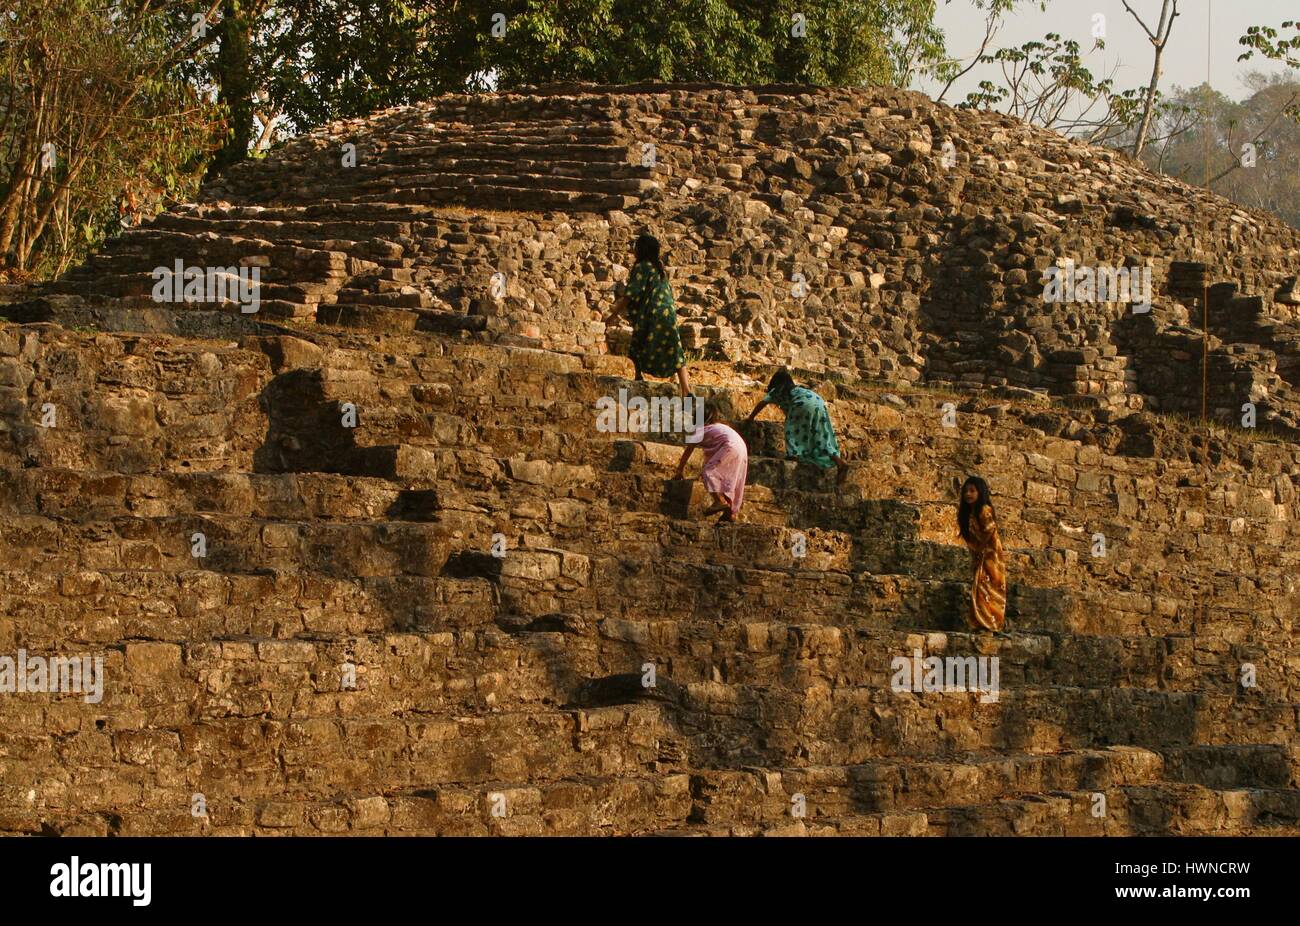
[1, 323, 1298, 835]
[3, 83, 1300, 835]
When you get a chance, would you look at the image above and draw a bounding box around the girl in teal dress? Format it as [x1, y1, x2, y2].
[745, 367, 848, 484]
[604, 233, 691, 396]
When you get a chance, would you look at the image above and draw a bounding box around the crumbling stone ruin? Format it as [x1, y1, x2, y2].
[1, 83, 1298, 835]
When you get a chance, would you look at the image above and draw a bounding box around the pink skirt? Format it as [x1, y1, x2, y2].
[698, 423, 748, 516]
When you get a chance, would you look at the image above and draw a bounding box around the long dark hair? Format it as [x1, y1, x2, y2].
[634, 232, 666, 280]
[957, 475, 994, 543]
[767, 367, 795, 398]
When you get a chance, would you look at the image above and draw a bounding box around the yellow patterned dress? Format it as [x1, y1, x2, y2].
[963, 506, 1006, 631]
[624, 260, 686, 378]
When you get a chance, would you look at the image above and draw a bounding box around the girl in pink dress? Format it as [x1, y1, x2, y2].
[673, 399, 749, 522]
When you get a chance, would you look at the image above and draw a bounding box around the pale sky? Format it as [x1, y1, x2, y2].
[918, 0, 1296, 104]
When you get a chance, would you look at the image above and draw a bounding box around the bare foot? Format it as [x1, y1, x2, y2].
[702, 503, 728, 517]
[836, 462, 849, 486]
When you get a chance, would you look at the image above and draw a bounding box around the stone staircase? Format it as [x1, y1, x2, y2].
[6, 83, 1298, 430]
[205, 95, 659, 214]
[2, 318, 1298, 835]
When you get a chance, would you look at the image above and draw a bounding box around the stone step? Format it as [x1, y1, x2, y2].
[7, 600, 1289, 764]
[331, 288, 434, 309]
[0, 500, 1079, 621]
[12, 771, 695, 837]
[389, 118, 625, 138]
[355, 183, 638, 213]
[670, 683, 1299, 767]
[589, 618, 1280, 696]
[646, 813, 929, 837]
[232, 773, 694, 836]
[0, 512, 461, 577]
[372, 118, 624, 137]
[0, 429, 1274, 642]
[315, 303, 488, 335]
[59, 247, 357, 284]
[79, 228, 350, 266]
[7, 330, 1293, 589]
[46, 273, 325, 309]
[689, 745, 1297, 824]
[4, 576, 1278, 699]
[10, 330, 1289, 585]
[148, 212, 417, 243]
[7, 653, 1291, 787]
[0, 462, 1222, 605]
[179, 202, 462, 228]
[0, 568, 497, 646]
[350, 171, 657, 197]
[355, 155, 652, 180]
[27, 291, 320, 320]
[0, 708, 688, 836]
[248, 428, 1270, 594]
[369, 139, 631, 163]
[926, 784, 1300, 836]
[38, 743, 1289, 837]
[0, 550, 1202, 659]
[0, 455, 1284, 658]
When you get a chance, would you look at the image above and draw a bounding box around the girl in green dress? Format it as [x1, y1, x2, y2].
[745, 367, 849, 484]
[604, 233, 691, 397]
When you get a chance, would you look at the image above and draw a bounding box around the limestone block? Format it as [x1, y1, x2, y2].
[125, 642, 182, 679]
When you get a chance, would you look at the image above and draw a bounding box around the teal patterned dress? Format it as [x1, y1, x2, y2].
[625, 260, 686, 378]
[765, 385, 841, 469]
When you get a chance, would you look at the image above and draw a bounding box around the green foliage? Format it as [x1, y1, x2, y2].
[955, 30, 1146, 145]
[190, 0, 950, 157]
[1239, 20, 1300, 70]
[462, 1, 944, 88]
[479, 0, 768, 86]
[254, 1, 452, 135]
[0, 0, 224, 276]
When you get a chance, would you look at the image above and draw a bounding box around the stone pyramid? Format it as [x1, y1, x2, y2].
[1, 83, 1298, 835]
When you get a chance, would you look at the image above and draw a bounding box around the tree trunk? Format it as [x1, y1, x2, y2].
[208, 0, 254, 176]
[1130, 0, 1177, 159]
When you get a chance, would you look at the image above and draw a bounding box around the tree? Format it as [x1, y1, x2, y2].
[1134, 76, 1300, 229]
[210, 0, 256, 172]
[1122, 0, 1179, 158]
[427, 0, 946, 91]
[931, 0, 1046, 104]
[242, 1, 451, 139]
[749, 0, 946, 87]
[0, 1, 224, 276]
[1239, 19, 1300, 70]
[194, 0, 954, 171]
[955, 32, 1147, 145]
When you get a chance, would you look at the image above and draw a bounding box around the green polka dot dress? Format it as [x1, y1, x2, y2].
[625, 260, 686, 379]
[764, 385, 841, 469]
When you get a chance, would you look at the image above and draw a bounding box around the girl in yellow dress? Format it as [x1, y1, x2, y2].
[604, 233, 691, 397]
[958, 476, 1006, 632]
